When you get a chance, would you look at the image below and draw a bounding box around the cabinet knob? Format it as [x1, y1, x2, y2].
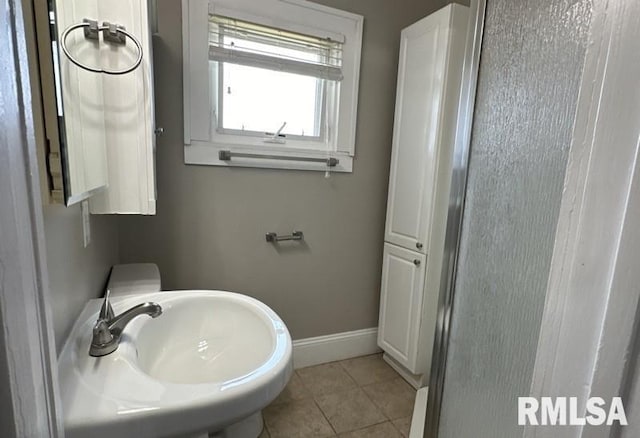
[413, 259, 421, 266]
[416, 242, 423, 249]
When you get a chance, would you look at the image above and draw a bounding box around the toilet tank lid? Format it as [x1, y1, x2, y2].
[107, 263, 161, 296]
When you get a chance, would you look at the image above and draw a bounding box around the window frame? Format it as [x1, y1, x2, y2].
[182, 0, 363, 172]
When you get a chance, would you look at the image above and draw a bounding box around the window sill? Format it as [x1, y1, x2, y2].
[184, 142, 353, 172]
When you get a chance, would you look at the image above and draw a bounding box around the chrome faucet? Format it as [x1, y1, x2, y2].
[89, 290, 162, 357]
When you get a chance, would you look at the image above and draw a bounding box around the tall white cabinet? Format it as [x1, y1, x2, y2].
[378, 4, 468, 386]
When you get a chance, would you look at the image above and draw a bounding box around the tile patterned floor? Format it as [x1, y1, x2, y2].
[260, 354, 416, 438]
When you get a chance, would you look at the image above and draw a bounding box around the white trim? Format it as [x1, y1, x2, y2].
[409, 387, 429, 438]
[280, 0, 363, 23]
[182, 0, 191, 145]
[526, 1, 640, 437]
[292, 327, 380, 369]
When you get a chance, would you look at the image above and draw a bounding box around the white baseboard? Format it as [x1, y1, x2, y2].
[409, 387, 429, 438]
[292, 327, 381, 369]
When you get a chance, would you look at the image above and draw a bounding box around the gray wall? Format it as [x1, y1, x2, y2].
[117, 0, 456, 340]
[437, 0, 592, 437]
[43, 204, 119, 351]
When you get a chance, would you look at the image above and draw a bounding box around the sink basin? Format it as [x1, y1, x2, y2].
[136, 295, 276, 384]
[58, 290, 292, 438]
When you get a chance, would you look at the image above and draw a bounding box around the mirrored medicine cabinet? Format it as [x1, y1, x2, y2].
[34, 0, 157, 214]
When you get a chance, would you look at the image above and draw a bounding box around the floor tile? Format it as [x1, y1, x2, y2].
[296, 362, 357, 396]
[392, 416, 412, 437]
[362, 378, 416, 420]
[338, 421, 403, 437]
[340, 354, 398, 386]
[271, 373, 311, 405]
[263, 398, 335, 438]
[315, 388, 386, 434]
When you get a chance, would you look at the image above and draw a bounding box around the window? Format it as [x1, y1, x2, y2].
[210, 15, 341, 144]
[220, 65, 324, 139]
[182, 0, 363, 172]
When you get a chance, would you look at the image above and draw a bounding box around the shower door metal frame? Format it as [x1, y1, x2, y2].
[423, 0, 486, 437]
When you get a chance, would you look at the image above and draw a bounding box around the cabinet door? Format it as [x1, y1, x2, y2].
[378, 243, 426, 372]
[89, 0, 156, 215]
[384, 11, 451, 253]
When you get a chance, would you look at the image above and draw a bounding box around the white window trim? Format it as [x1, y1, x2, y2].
[182, 0, 363, 173]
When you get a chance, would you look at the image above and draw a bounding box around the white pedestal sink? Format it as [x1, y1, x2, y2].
[58, 290, 293, 438]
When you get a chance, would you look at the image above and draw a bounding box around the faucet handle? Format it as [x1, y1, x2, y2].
[92, 319, 113, 345]
[99, 289, 115, 321]
[90, 319, 118, 356]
